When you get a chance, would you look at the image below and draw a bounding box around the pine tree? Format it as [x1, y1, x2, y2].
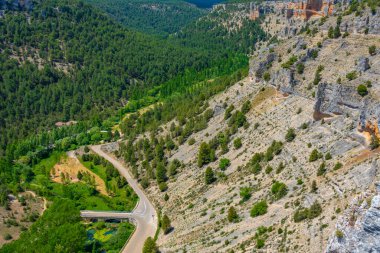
[161, 215, 172, 234]
[143, 237, 158, 253]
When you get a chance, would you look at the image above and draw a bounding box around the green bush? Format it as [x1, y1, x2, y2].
[293, 201, 322, 222]
[158, 182, 168, 192]
[281, 55, 298, 69]
[233, 138, 242, 149]
[188, 138, 196, 145]
[335, 230, 344, 239]
[256, 238, 265, 249]
[161, 215, 172, 234]
[357, 84, 368, 96]
[205, 167, 216, 185]
[296, 63, 305, 74]
[334, 162, 343, 170]
[241, 101, 251, 114]
[285, 128, 296, 142]
[227, 206, 239, 223]
[271, 181, 288, 200]
[309, 149, 320, 162]
[3, 233, 12, 240]
[317, 162, 326, 176]
[369, 45, 377, 56]
[143, 237, 158, 253]
[263, 72, 271, 82]
[250, 200, 268, 217]
[346, 71, 358, 81]
[240, 187, 252, 202]
[219, 158, 231, 171]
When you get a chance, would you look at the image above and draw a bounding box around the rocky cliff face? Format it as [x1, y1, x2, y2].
[314, 83, 362, 116]
[326, 183, 380, 253]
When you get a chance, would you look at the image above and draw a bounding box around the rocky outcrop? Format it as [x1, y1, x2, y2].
[340, 11, 380, 35]
[326, 183, 380, 253]
[356, 57, 370, 73]
[270, 68, 296, 94]
[314, 83, 380, 136]
[314, 83, 362, 116]
[249, 52, 276, 82]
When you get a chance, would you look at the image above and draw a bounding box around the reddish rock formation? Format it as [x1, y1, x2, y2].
[285, 0, 334, 21]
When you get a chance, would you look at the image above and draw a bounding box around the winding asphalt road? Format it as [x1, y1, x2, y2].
[81, 144, 157, 253]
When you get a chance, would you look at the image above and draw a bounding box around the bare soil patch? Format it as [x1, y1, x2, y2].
[51, 156, 108, 196]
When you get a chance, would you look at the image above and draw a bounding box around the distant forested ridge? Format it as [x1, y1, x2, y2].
[0, 0, 227, 154]
[84, 0, 207, 35]
[0, 0, 266, 156]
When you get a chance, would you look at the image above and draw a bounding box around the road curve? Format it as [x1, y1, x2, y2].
[88, 144, 157, 253]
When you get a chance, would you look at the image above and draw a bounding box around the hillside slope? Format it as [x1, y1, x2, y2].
[109, 3, 380, 252]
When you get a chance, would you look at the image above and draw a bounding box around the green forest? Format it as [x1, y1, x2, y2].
[84, 0, 207, 35]
[0, 0, 265, 156]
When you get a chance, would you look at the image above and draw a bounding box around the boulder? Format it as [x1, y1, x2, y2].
[356, 57, 370, 72]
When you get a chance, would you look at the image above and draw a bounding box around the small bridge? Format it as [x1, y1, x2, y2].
[80, 210, 139, 224]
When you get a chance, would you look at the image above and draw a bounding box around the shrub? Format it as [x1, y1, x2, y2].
[227, 206, 239, 223]
[140, 177, 150, 189]
[370, 136, 380, 150]
[3, 233, 12, 240]
[219, 158, 231, 171]
[313, 65, 324, 85]
[158, 182, 168, 192]
[240, 187, 252, 202]
[205, 167, 216, 185]
[251, 200, 268, 217]
[233, 138, 242, 149]
[285, 128, 296, 142]
[335, 229, 344, 239]
[256, 238, 265, 249]
[346, 71, 358, 81]
[334, 162, 343, 170]
[308, 201, 322, 219]
[317, 162, 326, 176]
[143, 237, 158, 253]
[224, 105, 235, 120]
[161, 215, 172, 234]
[311, 180, 318, 193]
[357, 84, 368, 96]
[265, 165, 273, 174]
[296, 63, 305, 74]
[188, 138, 196, 145]
[369, 45, 377, 56]
[276, 162, 285, 174]
[263, 72, 271, 82]
[281, 55, 298, 69]
[325, 152, 332, 160]
[265, 141, 283, 161]
[241, 101, 251, 114]
[310, 50, 319, 59]
[271, 182, 288, 200]
[309, 149, 320, 162]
